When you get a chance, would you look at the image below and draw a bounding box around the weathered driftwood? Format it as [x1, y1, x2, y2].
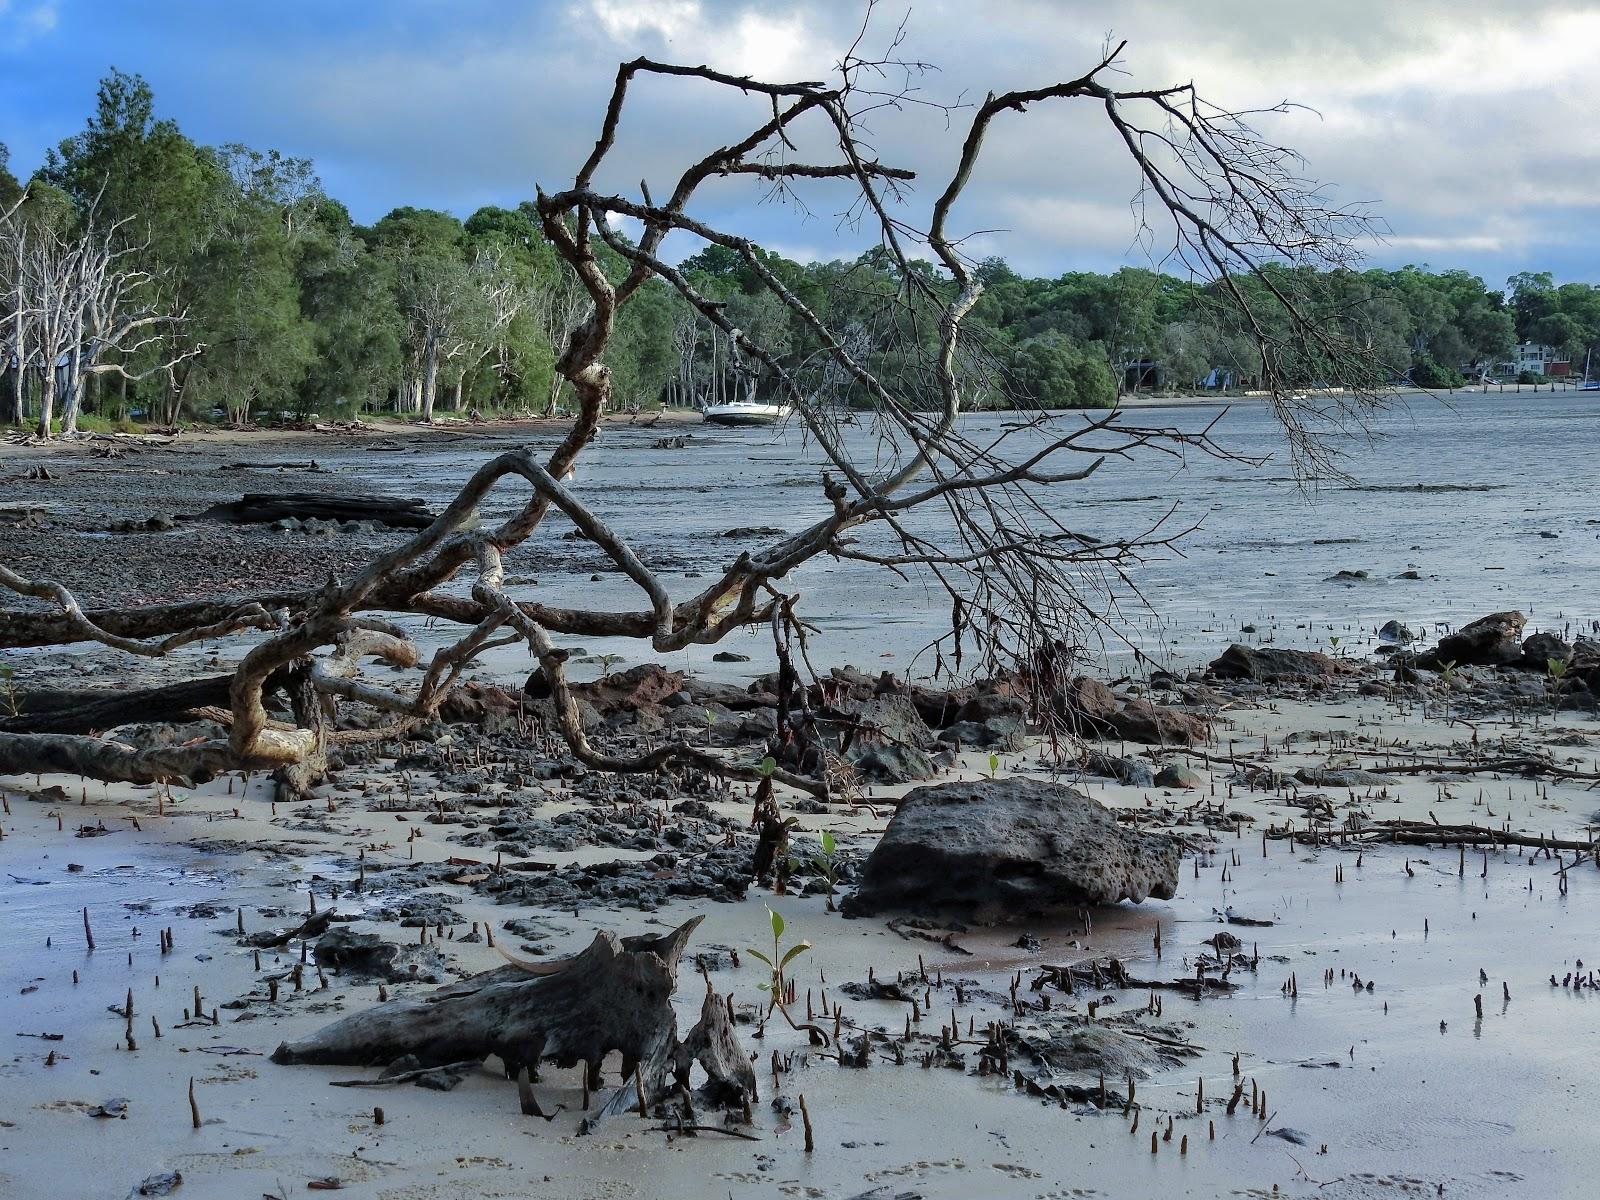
[0, 675, 233, 734]
[245, 909, 335, 950]
[186, 493, 434, 529]
[272, 917, 756, 1110]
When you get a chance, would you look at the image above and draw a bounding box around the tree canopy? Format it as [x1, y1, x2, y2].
[3, 71, 1596, 435]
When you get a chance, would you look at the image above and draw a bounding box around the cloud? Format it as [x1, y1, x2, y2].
[0, 0, 1594, 283]
[0, 0, 57, 47]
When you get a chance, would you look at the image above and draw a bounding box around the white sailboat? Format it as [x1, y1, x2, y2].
[701, 398, 792, 426]
[700, 331, 791, 424]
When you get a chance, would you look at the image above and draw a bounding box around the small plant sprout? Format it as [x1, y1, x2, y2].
[597, 652, 621, 680]
[759, 755, 777, 778]
[1547, 655, 1569, 715]
[1438, 659, 1458, 723]
[813, 830, 839, 912]
[0, 664, 18, 718]
[988, 751, 1001, 778]
[748, 906, 810, 1004]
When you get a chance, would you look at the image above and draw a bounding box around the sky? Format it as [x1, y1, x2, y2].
[1, 0, 1595, 287]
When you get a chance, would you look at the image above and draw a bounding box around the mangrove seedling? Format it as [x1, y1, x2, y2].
[812, 829, 839, 912]
[1547, 656, 1569, 715]
[748, 905, 810, 1005]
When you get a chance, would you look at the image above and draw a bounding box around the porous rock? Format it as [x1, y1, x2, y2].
[843, 778, 1179, 920]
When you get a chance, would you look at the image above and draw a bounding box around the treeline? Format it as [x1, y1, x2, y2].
[2, 71, 1598, 435]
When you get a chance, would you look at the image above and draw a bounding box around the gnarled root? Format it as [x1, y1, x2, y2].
[271, 917, 755, 1112]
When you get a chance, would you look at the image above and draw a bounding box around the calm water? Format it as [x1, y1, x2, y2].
[339, 390, 1600, 679]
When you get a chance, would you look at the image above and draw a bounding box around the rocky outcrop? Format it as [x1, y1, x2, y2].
[842, 778, 1180, 920]
[1416, 611, 1526, 669]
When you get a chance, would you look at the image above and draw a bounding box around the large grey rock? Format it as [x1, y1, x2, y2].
[314, 927, 400, 976]
[843, 778, 1179, 920]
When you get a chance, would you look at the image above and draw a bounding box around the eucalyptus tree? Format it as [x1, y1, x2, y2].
[1, 190, 195, 437]
[368, 207, 475, 420]
[294, 200, 403, 418]
[178, 144, 317, 425]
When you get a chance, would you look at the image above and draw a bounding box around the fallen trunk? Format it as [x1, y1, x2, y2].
[0, 675, 234, 735]
[186, 492, 435, 529]
[272, 917, 756, 1111]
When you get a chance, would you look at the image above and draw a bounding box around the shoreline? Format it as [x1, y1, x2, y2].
[4, 380, 1588, 455]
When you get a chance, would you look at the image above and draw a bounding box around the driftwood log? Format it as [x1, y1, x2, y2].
[186, 493, 434, 529]
[272, 917, 756, 1112]
[0, 675, 234, 734]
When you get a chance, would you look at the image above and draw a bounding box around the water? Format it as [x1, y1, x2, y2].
[332, 390, 1600, 679]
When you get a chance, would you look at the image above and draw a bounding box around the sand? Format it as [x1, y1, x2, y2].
[2, 663, 1597, 1199]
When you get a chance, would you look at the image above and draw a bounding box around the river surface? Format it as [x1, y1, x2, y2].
[336, 389, 1600, 680]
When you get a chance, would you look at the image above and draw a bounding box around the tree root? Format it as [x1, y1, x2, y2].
[272, 917, 756, 1114]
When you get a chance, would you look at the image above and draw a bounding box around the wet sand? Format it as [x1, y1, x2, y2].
[2, 680, 1596, 1199]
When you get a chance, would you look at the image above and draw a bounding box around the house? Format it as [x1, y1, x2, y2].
[1491, 343, 1568, 378]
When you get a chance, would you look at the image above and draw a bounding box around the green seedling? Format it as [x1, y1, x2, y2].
[748, 905, 810, 1002]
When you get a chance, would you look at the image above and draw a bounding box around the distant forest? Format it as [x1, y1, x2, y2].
[3, 71, 1598, 434]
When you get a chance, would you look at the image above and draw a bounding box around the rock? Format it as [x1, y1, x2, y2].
[712, 651, 751, 663]
[1005, 1015, 1196, 1079]
[1153, 764, 1202, 789]
[314, 927, 400, 977]
[1058, 676, 1120, 728]
[567, 663, 684, 714]
[950, 688, 1027, 727]
[1416, 611, 1526, 669]
[681, 677, 778, 712]
[1081, 753, 1156, 787]
[88, 1097, 129, 1119]
[826, 694, 945, 783]
[842, 778, 1180, 920]
[109, 720, 228, 752]
[723, 525, 785, 538]
[851, 743, 942, 784]
[131, 1171, 183, 1196]
[1377, 620, 1415, 644]
[1266, 1126, 1311, 1146]
[1324, 569, 1370, 583]
[1293, 767, 1391, 787]
[1394, 569, 1423, 580]
[1206, 644, 1345, 682]
[1114, 698, 1208, 746]
[937, 716, 1027, 751]
[438, 682, 522, 728]
[1520, 631, 1571, 669]
[1056, 677, 1207, 746]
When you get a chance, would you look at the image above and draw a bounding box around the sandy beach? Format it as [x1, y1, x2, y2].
[3, 615, 1598, 1198]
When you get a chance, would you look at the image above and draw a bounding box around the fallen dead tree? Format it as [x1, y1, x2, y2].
[272, 917, 757, 1115]
[185, 492, 434, 529]
[0, 18, 1385, 800]
[0, 674, 234, 735]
